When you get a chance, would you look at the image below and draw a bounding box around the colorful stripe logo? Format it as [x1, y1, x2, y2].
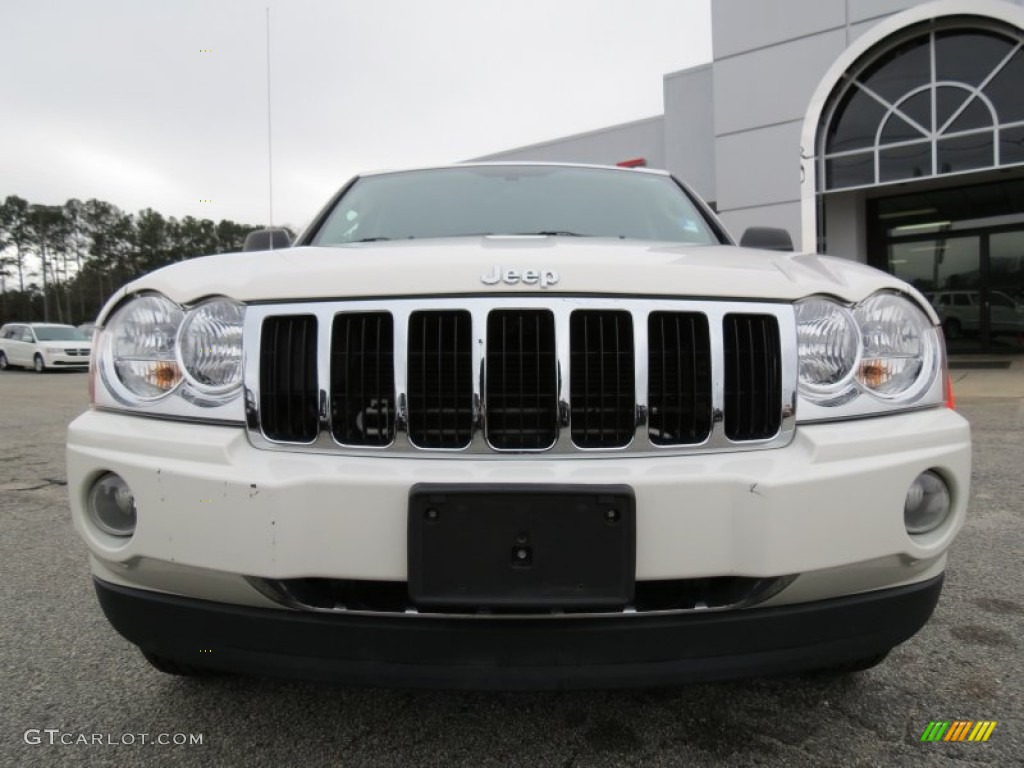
[920, 721, 997, 742]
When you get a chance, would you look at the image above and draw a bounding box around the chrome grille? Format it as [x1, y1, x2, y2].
[647, 312, 712, 445]
[259, 315, 319, 442]
[570, 310, 635, 448]
[330, 312, 395, 446]
[245, 297, 797, 456]
[407, 310, 473, 448]
[485, 309, 558, 450]
[724, 314, 782, 441]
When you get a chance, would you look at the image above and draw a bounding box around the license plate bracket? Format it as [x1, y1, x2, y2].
[408, 484, 636, 609]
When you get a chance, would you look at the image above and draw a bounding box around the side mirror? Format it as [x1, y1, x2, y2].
[243, 228, 293, 251]
[739, 227, 793, 252]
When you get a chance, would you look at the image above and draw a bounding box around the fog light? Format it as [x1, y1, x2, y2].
[904, 471, 951, 535]
[87, 473, 137, 537]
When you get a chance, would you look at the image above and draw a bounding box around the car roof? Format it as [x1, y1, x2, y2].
[3, 322, 83, 331]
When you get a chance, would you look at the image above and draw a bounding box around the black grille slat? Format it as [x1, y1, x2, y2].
[331, 313, 395, 445]
[486, 310, 557, 450]
[570, 311, 635, 448]
[259, 315, 319, 442]
[408, 311, 473, 448]
[647, 312, 712, 445]
[724, 314, 781, 441]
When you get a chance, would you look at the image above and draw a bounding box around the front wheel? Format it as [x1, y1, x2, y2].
[33, 354, 46, 373]
[0, 351, 8, 371]
[944, 318, 962, 340]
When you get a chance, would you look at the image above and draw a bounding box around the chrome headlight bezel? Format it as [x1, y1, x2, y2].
[795, 291, 944, 422]
[95, 292, 246, 421]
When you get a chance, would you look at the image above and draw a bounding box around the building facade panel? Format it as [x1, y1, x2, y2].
[823, 190, 867, 262]
[713, 28, 848, 137]
[712, 0, 846, 59]
[663, 65, 716, 200]
[847, 0, 945, 23]
[714, 121, 803, 212]
[474, 117, 665, 169]
[847, 16, 900, 42]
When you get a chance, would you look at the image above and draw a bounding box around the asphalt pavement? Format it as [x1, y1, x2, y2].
[1, 366, 1021, 767]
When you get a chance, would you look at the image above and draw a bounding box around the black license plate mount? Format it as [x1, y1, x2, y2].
[408, 484, 636, 609]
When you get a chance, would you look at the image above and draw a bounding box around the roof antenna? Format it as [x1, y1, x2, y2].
[265, 7, 275, 245]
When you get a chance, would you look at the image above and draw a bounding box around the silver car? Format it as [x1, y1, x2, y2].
[0, 322, 92, 372]
[928, 290, 1024, 339]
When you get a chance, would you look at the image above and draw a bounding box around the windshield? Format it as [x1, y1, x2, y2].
[34, 326, 88, 341]
[311, 166, 721, 246]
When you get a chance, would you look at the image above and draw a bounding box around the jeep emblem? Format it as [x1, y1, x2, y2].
[480, 266, 559, 289]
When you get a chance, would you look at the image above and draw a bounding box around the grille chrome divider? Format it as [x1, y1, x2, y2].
[553, 308, 573, 452]
[632, 308, 649, 448]
[314, 311, 335, 451]
[706, 306, 728, 449]
[244, 297, 797, 458]
[469, 305, 490, 452]
[391, 306, 413, 450]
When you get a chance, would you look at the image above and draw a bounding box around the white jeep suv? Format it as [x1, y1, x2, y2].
[67, 164, 971, 689]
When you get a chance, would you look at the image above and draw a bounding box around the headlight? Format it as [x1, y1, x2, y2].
[97, 293, 247, 419]
[795, 299, 860, 405]
[854, 293, 939, 401]
[796, 292, 942, 417]
[105, 294, 184, 400]
[177, 299, 245, 397]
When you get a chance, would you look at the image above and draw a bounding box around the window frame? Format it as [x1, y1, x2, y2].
[820, 22, 1024, 193]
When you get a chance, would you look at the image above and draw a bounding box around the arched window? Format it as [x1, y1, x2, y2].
[821, 22, 1024, 191]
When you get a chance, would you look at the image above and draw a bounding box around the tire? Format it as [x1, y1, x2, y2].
[141, 650, 224, 678]
[0, 351, 8, 371]
[944, 318, 962, 340]
[33, 354, 46, 373]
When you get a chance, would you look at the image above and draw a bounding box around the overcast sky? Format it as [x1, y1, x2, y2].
[1, 0, 712, 233]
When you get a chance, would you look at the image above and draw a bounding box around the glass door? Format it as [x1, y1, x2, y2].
[887, 235, 984, 352]
[868, 178, 1024, 353]
[989, 230, 1024, 350]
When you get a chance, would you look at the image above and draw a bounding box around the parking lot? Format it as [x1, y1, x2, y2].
[2, 369, 1021, 767]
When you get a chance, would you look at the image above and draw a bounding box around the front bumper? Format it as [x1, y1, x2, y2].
[43, 352, 90, 367]
[68, 406, 970, 591]
[96, 574, 944, 689]
[72, 405, 968, 686]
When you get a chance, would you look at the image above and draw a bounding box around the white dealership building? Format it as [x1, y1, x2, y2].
[479, 0, 1024, 352]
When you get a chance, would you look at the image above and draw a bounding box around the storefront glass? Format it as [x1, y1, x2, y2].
[868, 180, 1024, 352]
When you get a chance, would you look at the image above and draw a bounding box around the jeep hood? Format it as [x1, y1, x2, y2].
[105, 238, 931, 320]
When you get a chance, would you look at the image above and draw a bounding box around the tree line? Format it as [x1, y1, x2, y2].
[0, 195, 269, 326]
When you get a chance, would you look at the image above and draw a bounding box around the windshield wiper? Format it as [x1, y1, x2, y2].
[351, 237, 393, 243]
[514, 230, 586, 237]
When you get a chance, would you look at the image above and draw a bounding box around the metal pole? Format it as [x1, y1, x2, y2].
[266, 7, 275, 238]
